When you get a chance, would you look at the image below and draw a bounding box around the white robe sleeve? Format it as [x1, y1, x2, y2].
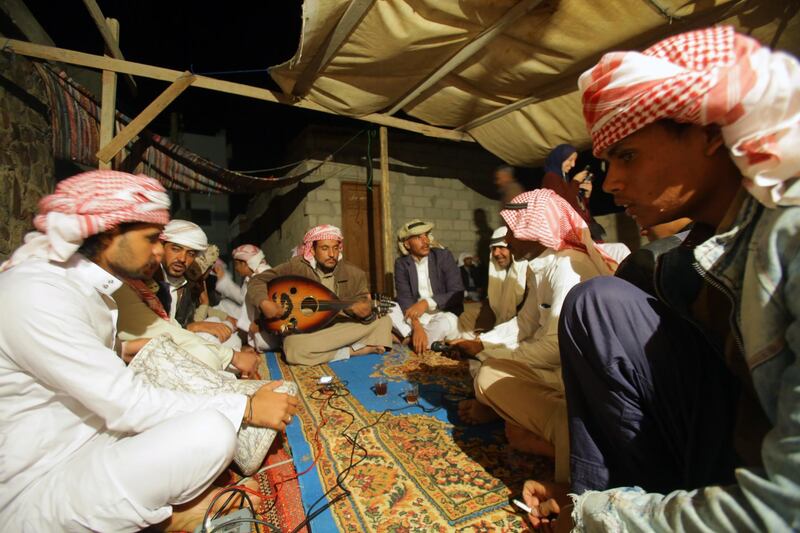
[5, 281, 245, 433]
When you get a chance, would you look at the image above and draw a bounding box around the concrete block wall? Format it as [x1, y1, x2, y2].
[0, 55, 56, 263]
[255, 157, 502, 268]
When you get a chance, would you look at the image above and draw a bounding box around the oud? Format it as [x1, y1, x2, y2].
[262, 276, 393, 335]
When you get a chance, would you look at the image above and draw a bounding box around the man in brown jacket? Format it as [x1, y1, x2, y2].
[246, 225, 392, 365]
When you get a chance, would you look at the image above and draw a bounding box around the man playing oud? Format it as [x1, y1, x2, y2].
[246, 225, 392, 365]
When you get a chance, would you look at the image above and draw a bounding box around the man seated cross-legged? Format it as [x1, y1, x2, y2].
[523, 27, 800, 532]
[452, 189, 619, 484]
[247, 224, 392, 366]
[0, 170, 299, 531]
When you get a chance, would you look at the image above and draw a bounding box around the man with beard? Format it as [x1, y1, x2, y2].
[457, 226, 529, 339]
[247, 225, 392, 365]
[451, 190, 617, 485]
[0, 170, 298, 531]
[158, 220, 235, 345]
[113, 239, 260, 376]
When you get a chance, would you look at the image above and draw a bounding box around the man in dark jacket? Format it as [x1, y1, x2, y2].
[390, 219, 464, 354]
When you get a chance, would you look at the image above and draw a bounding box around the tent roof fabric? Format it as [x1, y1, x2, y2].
[269, 0, 800, 166]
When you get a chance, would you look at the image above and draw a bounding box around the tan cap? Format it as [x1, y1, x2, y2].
[186, 244, 219, 281]
[396, 219, 434, 241]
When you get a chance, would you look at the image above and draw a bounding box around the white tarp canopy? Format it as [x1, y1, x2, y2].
[269, 0, 799, 165]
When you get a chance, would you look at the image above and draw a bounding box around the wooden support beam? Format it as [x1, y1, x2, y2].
[81, 0, 137, 95]
[98, 17, 119, 169]
[379, 126, 393, 294]
[386, 0, 545, 115]
[96, 72, 195, 164]
[292, 0, 374, 97]
[0, 0, 54, 45]
[2, 39, 474, 143]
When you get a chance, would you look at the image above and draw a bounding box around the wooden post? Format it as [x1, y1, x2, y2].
[379, 126, 394, 296]
[98, 17, 118, 169]
[3, 40, 474, 144]
[80, 0, 137, 95]
[96, 72, 195, 164]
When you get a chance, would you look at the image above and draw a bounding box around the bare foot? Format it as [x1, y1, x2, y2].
[505, 422, 555, 458]
[158, 477, 263, 532]
[457, 399, 500, 425]
[350, 345, 388, 357]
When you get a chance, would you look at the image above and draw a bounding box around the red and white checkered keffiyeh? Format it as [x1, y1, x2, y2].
[500, 189, 617, 274]
[232, 244, 270, 274]
[1, 170, 170, 271]
[579, 26, 800, 208]
[301, 225, 343, 263]
[125, 278, 170, 320]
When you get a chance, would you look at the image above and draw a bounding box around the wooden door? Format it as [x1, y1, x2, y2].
[340, 182, 385, 293]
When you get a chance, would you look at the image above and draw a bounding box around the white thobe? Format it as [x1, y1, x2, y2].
[0, 255, 246, 531]
[479, 249, 605, 386]
[214, 272, 245, 317]
[389, 255, 459, 346]
[234, 276, 280, 351]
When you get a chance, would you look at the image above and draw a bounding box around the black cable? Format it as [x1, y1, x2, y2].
[202, 380, 445, 533]
[201, 486, 260, 533]
[207, 517, 281, 533]
[289, 382, 443, 532]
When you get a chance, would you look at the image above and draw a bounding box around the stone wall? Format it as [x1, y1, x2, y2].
[0, 55, 55, 262]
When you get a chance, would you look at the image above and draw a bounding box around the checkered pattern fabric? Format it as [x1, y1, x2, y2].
[233, 244, 269, 274]
[500, 189, 617, 274]
[301, 225, 343, 263]
[2, 171, 170, 271]
[579, 26, 800, 207]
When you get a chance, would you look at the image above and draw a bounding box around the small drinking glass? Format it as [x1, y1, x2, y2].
[373, 378, 388, 396]
[404, 383, 419, 404]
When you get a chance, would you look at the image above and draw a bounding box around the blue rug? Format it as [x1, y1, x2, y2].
[266, 346, 553, 532]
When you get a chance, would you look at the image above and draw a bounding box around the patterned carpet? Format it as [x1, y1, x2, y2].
[267, 346, 554, 532]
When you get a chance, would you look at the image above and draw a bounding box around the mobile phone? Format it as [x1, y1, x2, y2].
[582, 165, 594, 183]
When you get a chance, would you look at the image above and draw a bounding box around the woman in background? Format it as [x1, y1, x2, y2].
[541, 144, 605, 240]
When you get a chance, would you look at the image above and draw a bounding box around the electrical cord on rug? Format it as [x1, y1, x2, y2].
[289, 379, 442, 533]
[202, 378, 444, 533]
[199, 484, 282, 533]
[201, 380, 345, 532]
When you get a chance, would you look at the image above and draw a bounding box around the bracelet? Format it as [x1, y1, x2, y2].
[243, 394, 254, 426]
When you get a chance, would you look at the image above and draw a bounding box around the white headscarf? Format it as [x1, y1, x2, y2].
[232, 244, 271, 275]
[161, 219, 208, 251]
[486, 227, 528, 324]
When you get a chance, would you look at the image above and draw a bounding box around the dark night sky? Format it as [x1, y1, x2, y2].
[22, 1, 359, 170]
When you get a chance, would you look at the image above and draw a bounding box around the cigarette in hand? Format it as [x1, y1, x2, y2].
[512, 498, 532, 513]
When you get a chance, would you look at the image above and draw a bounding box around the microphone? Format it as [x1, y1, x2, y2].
[431, 341, 457, 356]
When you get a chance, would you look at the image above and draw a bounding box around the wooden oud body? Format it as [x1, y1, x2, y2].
[262, 275, 347, 335]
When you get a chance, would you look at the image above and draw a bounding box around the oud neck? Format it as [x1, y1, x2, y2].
[315, 300, 358, 311]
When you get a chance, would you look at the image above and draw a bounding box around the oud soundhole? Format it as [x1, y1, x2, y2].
[300, 296, 318, 316]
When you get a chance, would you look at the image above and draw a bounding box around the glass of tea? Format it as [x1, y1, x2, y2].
[404, 384, 419, 404]
[373, 378, 388, 396]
